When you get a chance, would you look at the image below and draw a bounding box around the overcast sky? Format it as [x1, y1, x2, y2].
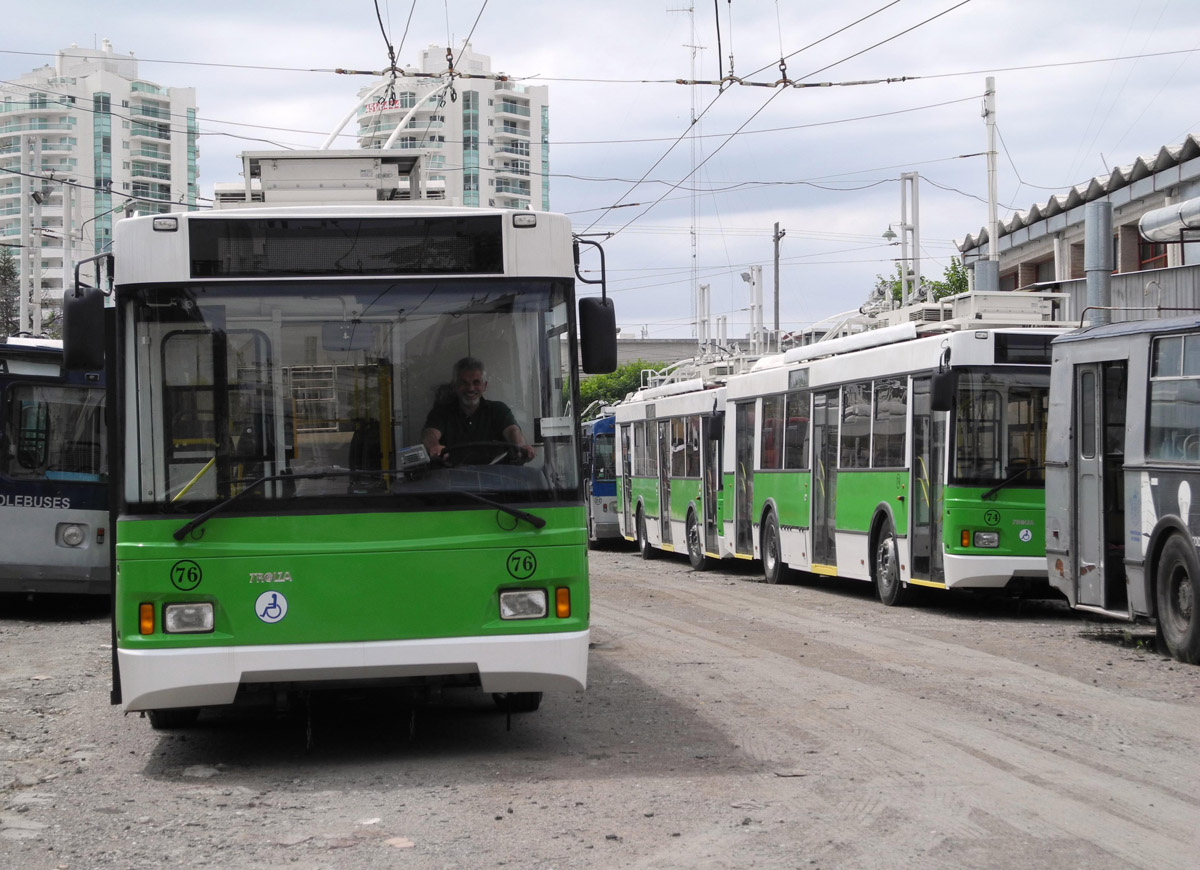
[5, 0, 1200, 340]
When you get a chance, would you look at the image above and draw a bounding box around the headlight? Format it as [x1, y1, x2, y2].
[499, 589, 547, 620]
[164, 602, 214, 633]
[59, 523, 86, 547]
[973, 531, 1000, 548]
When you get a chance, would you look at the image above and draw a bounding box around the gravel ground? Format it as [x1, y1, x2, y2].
[2, 546, 1199, 869]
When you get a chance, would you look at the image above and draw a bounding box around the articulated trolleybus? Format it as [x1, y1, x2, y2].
[65, 151, 616, 727]
[0, 337, 107, 596]
[1046, 315, 1200, 664]
[618, 292, 1068, 603]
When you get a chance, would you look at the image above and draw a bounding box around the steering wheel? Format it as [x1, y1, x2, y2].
[439, 441, 529, 467]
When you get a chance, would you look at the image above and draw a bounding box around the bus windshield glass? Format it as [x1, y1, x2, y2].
[592, 432, 615, 482]
[125, 278, 577, 511]
[951, 367, 1050, 487]
[3, 384, 107, 483]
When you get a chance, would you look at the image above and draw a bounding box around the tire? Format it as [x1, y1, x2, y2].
[637, 508, 657, 560]
[686, 509, 708, 570]
[874, 519, 909, 606]
[1156, 535, 1200, 664]
[147, 707, 200, 730]
[762, 512, 786, 584]
[492, 692, 542, 713]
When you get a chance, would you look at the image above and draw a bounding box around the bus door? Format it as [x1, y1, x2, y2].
[811, 390, 838, 570]
[701, 414, 721, 552]
[734, 400, 755, 556]
[620, 424, 633, 536]
[658, 420, 673, 546]
[910, 378, 944, 581]
[1073, 362, 1128, 609]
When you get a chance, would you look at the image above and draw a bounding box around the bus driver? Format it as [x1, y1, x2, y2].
[422, 356, 535, 464]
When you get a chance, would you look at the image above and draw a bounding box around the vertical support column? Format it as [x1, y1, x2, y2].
[1084, 201, 1113, 327]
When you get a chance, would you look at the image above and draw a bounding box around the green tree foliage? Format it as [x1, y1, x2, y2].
[0, 245, 18, 337]
[873, 256, 970, 304]
[579, 359, 665, 416]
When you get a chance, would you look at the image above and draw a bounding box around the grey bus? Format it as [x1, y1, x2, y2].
[1046, 315, 1200, 663]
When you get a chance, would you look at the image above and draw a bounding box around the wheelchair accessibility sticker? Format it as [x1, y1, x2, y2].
[255, 591, 288, 624]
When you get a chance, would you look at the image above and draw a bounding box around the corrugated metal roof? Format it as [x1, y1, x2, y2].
[958, 133, 1200, 252]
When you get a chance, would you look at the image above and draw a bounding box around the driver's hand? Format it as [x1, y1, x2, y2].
[518, 445, 536, 462]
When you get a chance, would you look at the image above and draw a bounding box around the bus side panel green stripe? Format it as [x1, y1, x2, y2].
[834, 470, 908, 535]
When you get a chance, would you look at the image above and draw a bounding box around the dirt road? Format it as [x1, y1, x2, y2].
[2, 547, 1198, 868]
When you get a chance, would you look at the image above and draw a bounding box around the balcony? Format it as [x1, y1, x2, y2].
[494, 179, 531, 196]
[496, 122, 529, 139]
[131, 81, 164, 95]
[131, 103, 171, 121]
[0, 119, 77, 136]
[496, 161, 531, 177]
[131, 162, 171, 181]
[134, 147, 171, 161]
[495, 100, 531, 118]
[495, 142, 530, 157]
[131, 122, 170, 141]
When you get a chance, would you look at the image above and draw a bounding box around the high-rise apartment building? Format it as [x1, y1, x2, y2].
[355, 44, 548, 211]
[0, 40, 198, 332]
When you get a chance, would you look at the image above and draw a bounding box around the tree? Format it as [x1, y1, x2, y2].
[872, 256, 969, 305]
[579, 359, 665, 415]
[0, 245, 19, 337]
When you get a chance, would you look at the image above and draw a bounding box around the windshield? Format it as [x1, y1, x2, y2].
[951, 367, 1049, 487]
[3, 383, 107, 483]
[124, 278, 578, 512]
[593, 433, 615, 482]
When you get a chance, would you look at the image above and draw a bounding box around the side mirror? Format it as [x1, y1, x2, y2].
[579, 296, 617, 374]
[63, 288, 106, 371]
[708, 410, 725, 439]
[931, 370, 956, 412]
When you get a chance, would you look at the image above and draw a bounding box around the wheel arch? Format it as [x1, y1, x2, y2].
[1146, 515, 1197, 618]
[873, 501, 902, 571]
[757, 498, 781, 560]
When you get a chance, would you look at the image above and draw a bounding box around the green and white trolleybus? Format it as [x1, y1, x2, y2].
[617, 292, 1068, 603]
[65, 151, 616, 726]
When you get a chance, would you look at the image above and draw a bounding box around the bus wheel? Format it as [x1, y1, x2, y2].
[874, 520, 909, 606]
[686, 510, 708, 570]
[492, 692, 542, 713]
[763, 513, 786, 584]
[637, 509, 657, 560]
[146, 707, 200, 730]
[1156, 535, 1200, 663]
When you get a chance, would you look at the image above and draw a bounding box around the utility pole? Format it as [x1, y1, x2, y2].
[984, 76, 999, 263]
[899, 172, 921, 307]
[669, 4, 704, 335]
[772, 222, 786, 350]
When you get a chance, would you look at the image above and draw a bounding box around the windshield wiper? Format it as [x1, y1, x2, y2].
[454, 490, 547, 529]
[981, 465, 1043, 501]
[172, 468, 389, 541]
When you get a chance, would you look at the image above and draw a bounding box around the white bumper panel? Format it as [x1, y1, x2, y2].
[943, 554, 1047, 589]
[119, 629, 590, 711]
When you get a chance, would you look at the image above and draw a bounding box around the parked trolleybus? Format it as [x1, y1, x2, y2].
[0, 337, 108, 596]
[1046, 314, 1200, 663]
[63, 150, 616, 727]
[618, 292, 1069, 603]
[581, 412, 621, 544]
